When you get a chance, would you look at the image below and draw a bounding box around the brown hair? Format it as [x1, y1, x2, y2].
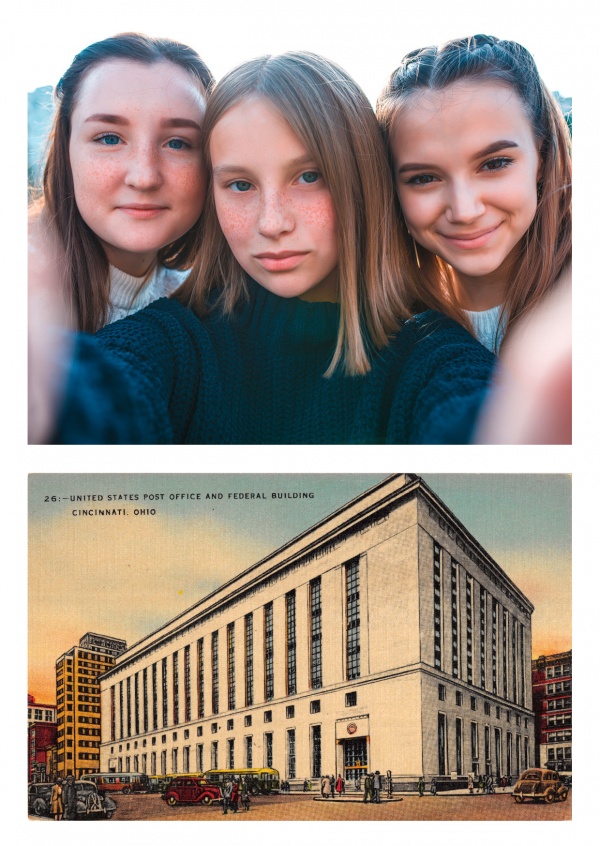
[377, 34, 572, 347]
[39, 32, 214, 332]
[175, 51, 410, 376]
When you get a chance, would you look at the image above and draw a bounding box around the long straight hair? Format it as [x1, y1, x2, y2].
[175, 51, 411, 376]
[39, 32, 214, 332]
[377, 34, 572, 347]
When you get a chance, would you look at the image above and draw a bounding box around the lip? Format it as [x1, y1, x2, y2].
[253, 251, 309, 272]
[118, 204, 168, 219]
[440, 223, 501, 250]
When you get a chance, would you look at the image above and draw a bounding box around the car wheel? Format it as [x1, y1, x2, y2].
[559, 791, 568, 802]
[514, 795, 524, 804]
[250, 786, 259, 796]
[166, 795, 178, 806]
[201, 795, 212, 805]
[545, 791, 555, 804]
[104, 811, 114, 819]
[33, 799, 45, 816]
[122, 786, 132, 795]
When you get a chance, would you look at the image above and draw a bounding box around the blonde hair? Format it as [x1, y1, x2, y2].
[175, 51, 410, 376]
[377, 34, 572, 347]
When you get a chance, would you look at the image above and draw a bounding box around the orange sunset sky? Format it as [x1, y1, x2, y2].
[29, 473, 571, 704]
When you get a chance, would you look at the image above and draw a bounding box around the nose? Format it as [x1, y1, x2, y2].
[124, 144, 163, 191]
[257, 189, 294, 238]
[445, 180, 486, 225]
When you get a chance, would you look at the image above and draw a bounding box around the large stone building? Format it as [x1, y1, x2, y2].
[532, 650, 572, 773]
[56, 632, 127, 778]
[99, 475, 535, 786]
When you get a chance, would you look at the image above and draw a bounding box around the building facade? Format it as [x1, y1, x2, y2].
[27, 695, 58, 782]
[55, 632, 127, 778]
[99, 475, 535, 785]
[532, 650, 572, 772]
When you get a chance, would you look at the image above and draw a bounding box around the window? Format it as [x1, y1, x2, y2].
[244, 715, 252, 727]
[197, 726, 203, 736]
[433, 544, 442, 670]
[264, 710, 272, 723]
[484, 701, 490, 716]
[345, 558, 361, 680]
[480, 586, 486, 689]
[211, 631, 219, 714]
[211, 722, 218, 734]
[438, 713, 447, 775]
[172, 651, 179, 726]
[264, 603, 274, 701]
[346, 691, 357, 707]
[496, 706, 501, 720]
[227, 738, 235, 768]
[287, 729, 296, 779]
[227, 623, 235, 711]
[286, 591, 297, 696]
[456, 691, 463, 707]
[196, 743, 204, 772]
[227, 718, 234, 731]
[245, 735, 253, 767]
[184, 644, 191, 723]
[310, 578, 323, 689]
[265, 732, 273, 768]
[211, 741, 218, 768]
[471, 697, 477, 711]
[310, 700, 321, 714]
[245, 613, 254, 707]
[286, 705, 295, 719]
[451, 558, 459, 678]
[438, 684, 446, 702]
[466, 576, 473, 685]
[172, 731, 178, 741]
[197, 638, 205, 718]
[161, 659, 168, 728]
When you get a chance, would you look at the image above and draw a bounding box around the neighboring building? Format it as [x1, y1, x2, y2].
[56, 632, 127, 778]
[532, 650, 572, 773]
[99, 475, 535, 786]
[28, 695, 58, 782]
[28, 694, 57, 725]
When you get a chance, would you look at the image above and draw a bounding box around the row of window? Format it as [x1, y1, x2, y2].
[545, 664, 571, 679]
[433, 543, 526, 704]
[437, 685, 528, 727]
[437, 712, 530, 777]
[110, 562, 361, 741]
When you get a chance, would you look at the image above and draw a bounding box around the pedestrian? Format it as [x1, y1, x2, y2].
[373, 771, 382, 803]
[222, 778, 232, 814]
[51, 777, 63, 821]
[468, 774, 474, 794]
[62, 775, 77, 821]
[355, 777, 361, 792]
[502, 776, 507, 789]
[303, 779, 308, 793]
[478, 774, 484, 793]
[418, 776, 425, 797]
[335, 774, 344, 797]
[430, 778, 437, 796]
[363, 773, 373, 803]
[322, 775, 332, 799]
[320, 775, 326, 797]
[330, 775, 337, 799]
[241, 779, 250, 811]
[231, 778, 240, 812]
[386, 770, 393, 799]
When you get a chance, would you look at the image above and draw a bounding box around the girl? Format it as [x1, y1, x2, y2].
[377, 34, 571, 353]
[39, 51, 495, 444]
[31, 32, 214, 332]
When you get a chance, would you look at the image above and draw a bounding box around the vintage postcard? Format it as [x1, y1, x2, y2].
[28, 472, 571, 823]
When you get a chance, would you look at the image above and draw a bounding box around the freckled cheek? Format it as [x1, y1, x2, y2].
[215, 202, 254, 249]
[70, 157, 123, 207]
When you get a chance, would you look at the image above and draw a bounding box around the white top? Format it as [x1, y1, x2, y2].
[464, 304, 505, 354]
[107, 264, 190, 325]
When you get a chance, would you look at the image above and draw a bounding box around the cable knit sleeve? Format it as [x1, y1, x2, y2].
[53, 299, 207, 444]
[385, 312, 496, 445]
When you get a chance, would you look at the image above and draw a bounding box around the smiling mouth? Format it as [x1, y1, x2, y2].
[441, 224, 502, 250]
[254, 251, 309, 271]
[118, 205, 168, 219]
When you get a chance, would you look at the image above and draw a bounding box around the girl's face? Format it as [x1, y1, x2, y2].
[210, 96, 339, 302]
[69, 59, 207, 277]
[390, 80, 540, 306]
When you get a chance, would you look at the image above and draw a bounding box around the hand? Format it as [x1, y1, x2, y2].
[475, 268, 572, 445]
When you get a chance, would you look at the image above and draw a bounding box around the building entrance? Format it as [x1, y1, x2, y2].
[342, 737, 368, 785]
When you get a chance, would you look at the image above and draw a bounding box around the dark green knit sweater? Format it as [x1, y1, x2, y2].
[55, 280, 495, 444]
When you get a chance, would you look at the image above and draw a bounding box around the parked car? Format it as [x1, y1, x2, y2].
[512, 768, 569, 804]
[161, 776, 221, 806]
[147, 774, 170, 794]
[28, 780, 117, 819]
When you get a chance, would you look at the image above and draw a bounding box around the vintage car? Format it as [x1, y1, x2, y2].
[28, 780, 117, 819]
[161, 776, 221, 806]
[512, 768, 569, 804]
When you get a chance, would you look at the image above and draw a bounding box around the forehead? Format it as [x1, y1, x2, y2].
[210, 96, 308, 156]
[391, 79, 534, 158]
[73, 59, 205, 117]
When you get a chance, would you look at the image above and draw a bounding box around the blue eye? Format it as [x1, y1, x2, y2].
[95, 133, 121, 146]
[167, 138, 190, 150]
[298, 171, 320, 184]
[230, 180, 252, 193]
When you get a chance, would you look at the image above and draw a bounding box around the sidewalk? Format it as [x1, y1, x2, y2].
[310, 787, 514, 801]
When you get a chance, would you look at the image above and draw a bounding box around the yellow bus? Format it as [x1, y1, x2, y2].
[204, 767, 280, 795]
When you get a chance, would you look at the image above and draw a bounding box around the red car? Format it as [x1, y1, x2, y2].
[162, 777, 221, 806]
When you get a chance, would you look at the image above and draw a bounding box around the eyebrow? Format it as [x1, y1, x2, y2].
[213, 154, 317, 177]
[83, 114, 202, 130]
[397, 140, 520, 174]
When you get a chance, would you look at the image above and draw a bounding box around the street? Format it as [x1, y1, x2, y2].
[41, 790, 570, 822]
